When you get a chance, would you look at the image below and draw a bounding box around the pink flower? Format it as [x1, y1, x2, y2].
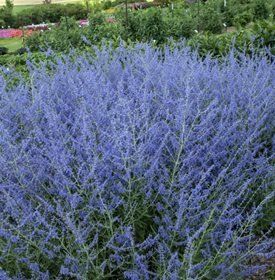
[0, 28, 34, 38]
[0, 29, 22, 38]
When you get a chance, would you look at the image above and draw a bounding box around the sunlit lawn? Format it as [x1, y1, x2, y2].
[13, 5, 36, 14]
[0, 0, 79, 5]
[0, 38, 22, 52]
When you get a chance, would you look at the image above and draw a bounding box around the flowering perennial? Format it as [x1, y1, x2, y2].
[0, 28, 33, 38]
[0, 43, 274, 279]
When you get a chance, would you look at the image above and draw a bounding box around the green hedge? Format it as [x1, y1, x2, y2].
[12, 4, 87, 28]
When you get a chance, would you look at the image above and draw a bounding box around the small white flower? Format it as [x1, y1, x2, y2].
[223, 23, 227, 27]
[194, 29, 198, 33]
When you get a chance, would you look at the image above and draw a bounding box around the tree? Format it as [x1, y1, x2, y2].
[5, 0, 13, 10]
[83, 0, 90, 16]
[0, 0, 14, 27]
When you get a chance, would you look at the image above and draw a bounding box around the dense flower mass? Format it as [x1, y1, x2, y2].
[0, 43, 274, 279]
[0, 28, 33, 38]
[0, 29, 24, 38]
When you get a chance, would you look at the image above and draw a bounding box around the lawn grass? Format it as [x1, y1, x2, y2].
[0, 0, 79, 5]
[13, 5, 36, 15]
[1, 0, 81, 15]
[0, 37, 22, 52]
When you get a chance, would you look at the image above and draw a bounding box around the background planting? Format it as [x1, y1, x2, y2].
[0, 43, 274, 279]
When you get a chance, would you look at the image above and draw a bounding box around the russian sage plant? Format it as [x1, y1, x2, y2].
[0, 43, 274, 279]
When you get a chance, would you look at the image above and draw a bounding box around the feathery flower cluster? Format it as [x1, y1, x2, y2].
[0, 43, 274, 279]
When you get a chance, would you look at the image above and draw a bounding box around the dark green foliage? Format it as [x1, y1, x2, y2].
[25, 17, 84, 52]
[0, 46, 9, 55]
[87, 13, 121, 45]
[0, 0, 15, 27]
[165, 10, 196, 39]
[233, 10, 253, 28]
[219, 0, 272, 27]
[198, 6, 223, 33]
[251, 19, 275, 52]
[122, 6, 196, 43]
[13, 3, 87, 28]
[22, 2, 274, 55]
[1, 0, 273, 64]
[24, 14, 122, 52]
[252, 0, 270, 20]
[135, 8, 165, 42]
[188, 20, 275, 57]
[15, 47, 27, 55]
[102, 0, 113, 10]
[7, 18, 273, 71]
[122, 8, 166, 43]
[220, 1, 244, 26]
[89, 12, 105, 31]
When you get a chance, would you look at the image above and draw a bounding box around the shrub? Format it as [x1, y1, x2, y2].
[122, 8, 166, 43]
[88, 21, 122, 44]
[14, 3, 87, 28]
[25, 17, 85, 52]
[233, 10, 253, 28]
[88, 12, 106, 31]
[188, 20, 275, 57]
[0, 0, 15, 28]
[219, 0, 249, 26]
[0, 43, 274, 279]
[102, 0, 113, 10]
[24, 15, 122, 52]
[252, 0, 270, 21]
[0, 53, 26, 66]
[0, 46, 8, 55]
[165, 10, 196, 39]
[139, 8, 166, 42]
[15, 47, 27, 55]
[198, 6, 223, 34]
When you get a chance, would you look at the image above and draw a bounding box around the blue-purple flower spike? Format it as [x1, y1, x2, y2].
[0, 43, 274, 279]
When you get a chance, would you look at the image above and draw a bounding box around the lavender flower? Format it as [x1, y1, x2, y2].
[0, 42, 274, 279]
